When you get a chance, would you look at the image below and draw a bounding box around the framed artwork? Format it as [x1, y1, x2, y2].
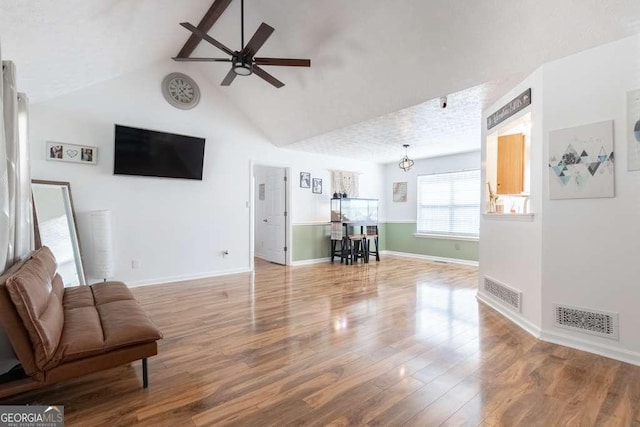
[548, 120, 614, 200]
[312, 178, 322, 194]
[393, 182, 407, 202]
[330, 170, 359, 197]
[627, 89, 640, 171]
[46, 141, 97, 165]
[300, 172, 311, 188]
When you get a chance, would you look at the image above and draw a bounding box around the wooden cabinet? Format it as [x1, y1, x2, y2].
[497, 133, 525, 195]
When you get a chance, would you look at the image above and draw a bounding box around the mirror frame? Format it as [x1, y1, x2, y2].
[31, 180, 86, 285]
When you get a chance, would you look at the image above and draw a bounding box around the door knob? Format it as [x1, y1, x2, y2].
[263, 219, 268, 222]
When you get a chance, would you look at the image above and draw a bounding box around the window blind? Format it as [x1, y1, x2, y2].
[417, 169, 480, 238]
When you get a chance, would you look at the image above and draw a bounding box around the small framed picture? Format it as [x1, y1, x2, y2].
[46, 141, 97, 165]
[300, 172, 311, 188]
[393, 181, 407, 202]
[312, 178, 322, 194]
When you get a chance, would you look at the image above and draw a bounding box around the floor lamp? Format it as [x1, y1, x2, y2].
[88, 210, 114, 282]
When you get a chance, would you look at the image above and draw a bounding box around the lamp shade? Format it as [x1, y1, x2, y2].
[88, 210, 114, 280]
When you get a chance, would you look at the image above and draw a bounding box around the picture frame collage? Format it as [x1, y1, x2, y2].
[300, 172, 322, 194]
[46, 141, 97, 165]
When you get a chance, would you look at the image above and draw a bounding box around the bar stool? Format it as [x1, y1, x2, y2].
[347, 228, 368, 264]
[330, 223, 347, 263]
[365, 225, 380, 262]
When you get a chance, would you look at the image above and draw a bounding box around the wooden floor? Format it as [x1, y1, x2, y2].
[4, 256, 640, 426]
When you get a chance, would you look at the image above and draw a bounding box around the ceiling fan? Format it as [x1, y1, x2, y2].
[173, 0, 310, 88]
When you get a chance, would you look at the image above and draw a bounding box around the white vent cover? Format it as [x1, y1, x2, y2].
[553, 304, 619, 340]
[484, 276, 522, 312]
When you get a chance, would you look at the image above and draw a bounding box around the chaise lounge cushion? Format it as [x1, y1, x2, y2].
[51, 281, 162, 366]
[4, 247, 64, 371]
[0, 256, 40, 379]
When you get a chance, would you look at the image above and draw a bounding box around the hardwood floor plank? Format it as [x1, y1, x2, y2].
[2, 256, 639, 426]
[367, 375, 459, 426]
[327, 376, 426, 425]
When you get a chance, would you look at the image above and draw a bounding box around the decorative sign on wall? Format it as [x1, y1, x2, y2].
[393, 182, 407, 202]
[548, 120, 614, 200]
[627, 88, 640, 171]
[330, 170, 359, 197]
[487, 88, 532, 130]
[46, 141, 97, 165]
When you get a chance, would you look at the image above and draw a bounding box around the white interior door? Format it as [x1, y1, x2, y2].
[263, 168, 286, 264]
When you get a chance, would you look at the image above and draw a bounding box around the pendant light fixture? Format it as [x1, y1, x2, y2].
[398, 144, 414, 172]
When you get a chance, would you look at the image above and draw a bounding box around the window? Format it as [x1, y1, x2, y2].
[417, 169, 480, 238]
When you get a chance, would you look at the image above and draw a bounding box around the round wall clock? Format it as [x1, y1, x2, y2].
[161, 72, 200, 110]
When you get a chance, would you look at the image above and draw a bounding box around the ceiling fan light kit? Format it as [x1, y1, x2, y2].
[172, 0, 310, 88]
[232, 58, 252, 76]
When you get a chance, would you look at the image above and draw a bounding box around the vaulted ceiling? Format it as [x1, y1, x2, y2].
[2, 0, 639, 162]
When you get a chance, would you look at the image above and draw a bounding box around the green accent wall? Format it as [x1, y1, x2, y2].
[292, 224, 331, 261]
[292, 224, 387, 262]
[384, 222, 478, 261]
[292, 222, 477, 263]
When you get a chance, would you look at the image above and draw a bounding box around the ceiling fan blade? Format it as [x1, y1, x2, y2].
[253, 66, 284, 88]
[180, 22, 235, 57]
[172, 57, 232, 62]
[177, 0, 233, 58]
[254, 58, 310, 67]
[221, 68, 237, 86]
[241, 23, 274, 58]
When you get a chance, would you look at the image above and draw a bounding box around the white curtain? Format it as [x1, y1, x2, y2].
[0, 57, 33, 373]
[0, 54, 9, 274]
[15, 93, 33, 258]
[1, 61, 32, 271]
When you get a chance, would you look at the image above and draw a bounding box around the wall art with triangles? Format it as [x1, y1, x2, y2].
[548, 120, 614, 200]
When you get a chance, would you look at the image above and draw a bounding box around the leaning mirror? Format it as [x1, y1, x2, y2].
[31, 180, 86, 286]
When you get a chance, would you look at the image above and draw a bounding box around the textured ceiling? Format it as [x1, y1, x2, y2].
[2, 0, 640, 161]
[285, 79, 524, 163]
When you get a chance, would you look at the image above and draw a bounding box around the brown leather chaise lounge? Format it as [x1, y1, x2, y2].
[0, 246, 162, 398]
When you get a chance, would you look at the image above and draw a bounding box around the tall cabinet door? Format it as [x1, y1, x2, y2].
[497, 133, 525, 195]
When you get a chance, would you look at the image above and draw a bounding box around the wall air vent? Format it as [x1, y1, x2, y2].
[553, 304, 619, 340]
[483, 276, 522, 312]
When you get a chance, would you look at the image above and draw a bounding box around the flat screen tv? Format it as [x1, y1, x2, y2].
[114, 125, 205, 180]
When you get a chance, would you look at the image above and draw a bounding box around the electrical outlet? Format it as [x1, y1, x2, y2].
[131, 260, 140, 269]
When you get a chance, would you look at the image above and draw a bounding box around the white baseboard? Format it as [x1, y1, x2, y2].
[541, 329, 640, 366]
[127, 267, 252, 288]
[476, 292, 542, 338]
[477, 292, 640, 366]
[382, 250, 479, 267]
[290, 257, 331, 266]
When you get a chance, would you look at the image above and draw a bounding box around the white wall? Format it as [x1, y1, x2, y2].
[480, 34, 640, 364]
[30, 59, 384, 285]
[479, 68, 544, 332]
[383, 151, 480, 221]
[541, 34, 640, 359]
